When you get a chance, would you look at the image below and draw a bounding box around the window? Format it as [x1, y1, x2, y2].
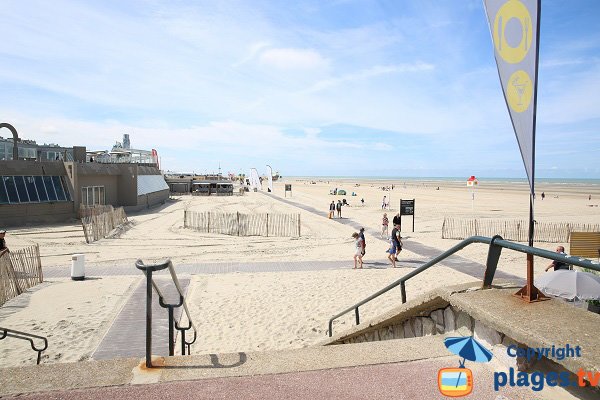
[35, 176, 49, 201]
[52, 176, 67, 201]
[61, 176, 72, 200]
[81, 185, 105, 206]
[0, 176, 72, 204]
[43, 176, 57, 201]
[0, 178, 9, 203]
[14, 176, 30, 202]
[4, 176, 20, 203]
[24, 176, 39, 202]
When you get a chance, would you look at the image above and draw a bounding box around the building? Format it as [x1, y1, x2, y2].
[0, 136, 74, 161]
[164, 173, 234, 196]
[0, 126, 169, 226]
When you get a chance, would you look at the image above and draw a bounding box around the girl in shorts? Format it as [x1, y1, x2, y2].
[352, 232, 364, 269]
[387, 236, 397, 268]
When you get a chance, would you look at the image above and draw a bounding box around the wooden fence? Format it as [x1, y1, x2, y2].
[184, 211, 301, 237]
[442, 217, 600, 243]
[0, 245, 43, 307]
[80, 205, 129, 243]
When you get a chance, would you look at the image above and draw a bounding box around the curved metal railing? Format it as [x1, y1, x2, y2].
[328, 235, 600, 337]
[0, 327, 48, 364]
[135, 259, 197, 367]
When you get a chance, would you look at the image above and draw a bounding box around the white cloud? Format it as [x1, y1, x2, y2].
[258, 48, 329, 70]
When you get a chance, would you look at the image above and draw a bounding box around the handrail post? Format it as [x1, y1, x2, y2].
[167, 306, 174, 356]
[355, 307, 360, 325]
[181, 330, 186, 355]
[483, 235, 503, 288]
[145, 269, 153, 368]
[401, 281, 406, 304]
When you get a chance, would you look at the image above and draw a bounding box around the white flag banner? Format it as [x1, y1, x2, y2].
[250, 168, 261, 190]
[266, 164, 273, 193]
[483, 0, 540, 193]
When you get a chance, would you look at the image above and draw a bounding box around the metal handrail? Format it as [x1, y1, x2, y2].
[0, 327, 48, 364]
[328, 235, 600, 337]
[135, 259, 197, 367]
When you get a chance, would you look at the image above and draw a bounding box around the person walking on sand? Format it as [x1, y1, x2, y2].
[392, 212, 401, 227]
[352, 232, 364, 269]
[391, 224, 403, 262]
[382, 195, 387, 209]
[328, 201, 335, 219]
[381, 213, 389, 238]
[387, 234, 397, 268]
[359, 227, 366, 257]
[336, 200, 343, 218]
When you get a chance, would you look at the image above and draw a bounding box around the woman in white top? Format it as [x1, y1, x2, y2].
[352, 232, 364, 269]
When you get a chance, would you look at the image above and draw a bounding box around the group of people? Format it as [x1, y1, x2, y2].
[328, 200, 350, 218]
[349, 214, 404, 270]
[351, 228, 366, 269]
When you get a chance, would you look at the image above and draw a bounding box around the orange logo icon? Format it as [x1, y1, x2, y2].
[438, 367, 474, 397]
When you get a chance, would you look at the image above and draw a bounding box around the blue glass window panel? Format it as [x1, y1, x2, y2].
[52, 176, 66, 201]
[4, 176, 20, 203]
[0, 177, 9, 204]
[60, 176, 72, 201]
[14, 176, 30, 202]
[43, 176, 57, 201]
[24, 176, 39, 202]
[34, 176, 48, 201]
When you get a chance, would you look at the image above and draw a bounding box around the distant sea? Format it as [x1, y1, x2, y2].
[288, 176, 600, 186]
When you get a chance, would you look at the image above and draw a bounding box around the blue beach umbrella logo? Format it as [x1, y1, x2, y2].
[438, 336, 493, 397]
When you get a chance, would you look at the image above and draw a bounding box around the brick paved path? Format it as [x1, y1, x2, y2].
[92, 277, 190, 360]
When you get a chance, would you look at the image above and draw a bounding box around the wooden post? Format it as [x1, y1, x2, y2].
[35, 244, 43, 282]
[298, 213, 301, 237]
[208, 212, 211, 233]
[266, 213, 269, 237]
[237, 212, 240, 236]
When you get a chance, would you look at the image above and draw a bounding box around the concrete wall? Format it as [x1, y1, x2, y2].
[0, 202, 74, 226]
[126, 189, 169, 212]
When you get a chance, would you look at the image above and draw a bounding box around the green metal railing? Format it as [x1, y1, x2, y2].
[328, 235, 600, 337]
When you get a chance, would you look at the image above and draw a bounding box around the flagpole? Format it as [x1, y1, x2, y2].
[514, 0, 547, 303]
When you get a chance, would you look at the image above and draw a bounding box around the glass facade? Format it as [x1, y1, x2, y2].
[0, 176, 72, 204]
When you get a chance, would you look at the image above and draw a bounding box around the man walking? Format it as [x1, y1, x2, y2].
[336, 200, 343, 218]
[328, 201, 335, 219]
[390, 224, 403, 262]
[359, 227, 366, 257]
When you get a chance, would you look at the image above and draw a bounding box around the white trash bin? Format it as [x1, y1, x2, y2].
[71, 254, 85, 281]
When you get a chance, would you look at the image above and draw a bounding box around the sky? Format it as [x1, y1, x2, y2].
[1, 0, 599, 179]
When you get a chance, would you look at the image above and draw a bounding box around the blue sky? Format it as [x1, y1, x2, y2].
[1, 0, 599, 178]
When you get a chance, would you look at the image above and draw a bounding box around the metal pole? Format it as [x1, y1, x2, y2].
[168, 307, 174, 356]
[355, 307, 360, 325]
[412, 199, 415, 232]
[145, 270, 153, 368]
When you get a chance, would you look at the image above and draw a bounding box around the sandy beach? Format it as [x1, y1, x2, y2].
[1, 177, 599, 367]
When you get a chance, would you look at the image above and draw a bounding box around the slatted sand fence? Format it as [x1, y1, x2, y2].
[184, 211, 301, 237]
[80, 205, 129, 243]
[0, 245, 43, 306]
[442, 217, 600, 243]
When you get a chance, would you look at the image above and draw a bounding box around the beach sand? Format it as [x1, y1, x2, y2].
[1, 178, 599, 367]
